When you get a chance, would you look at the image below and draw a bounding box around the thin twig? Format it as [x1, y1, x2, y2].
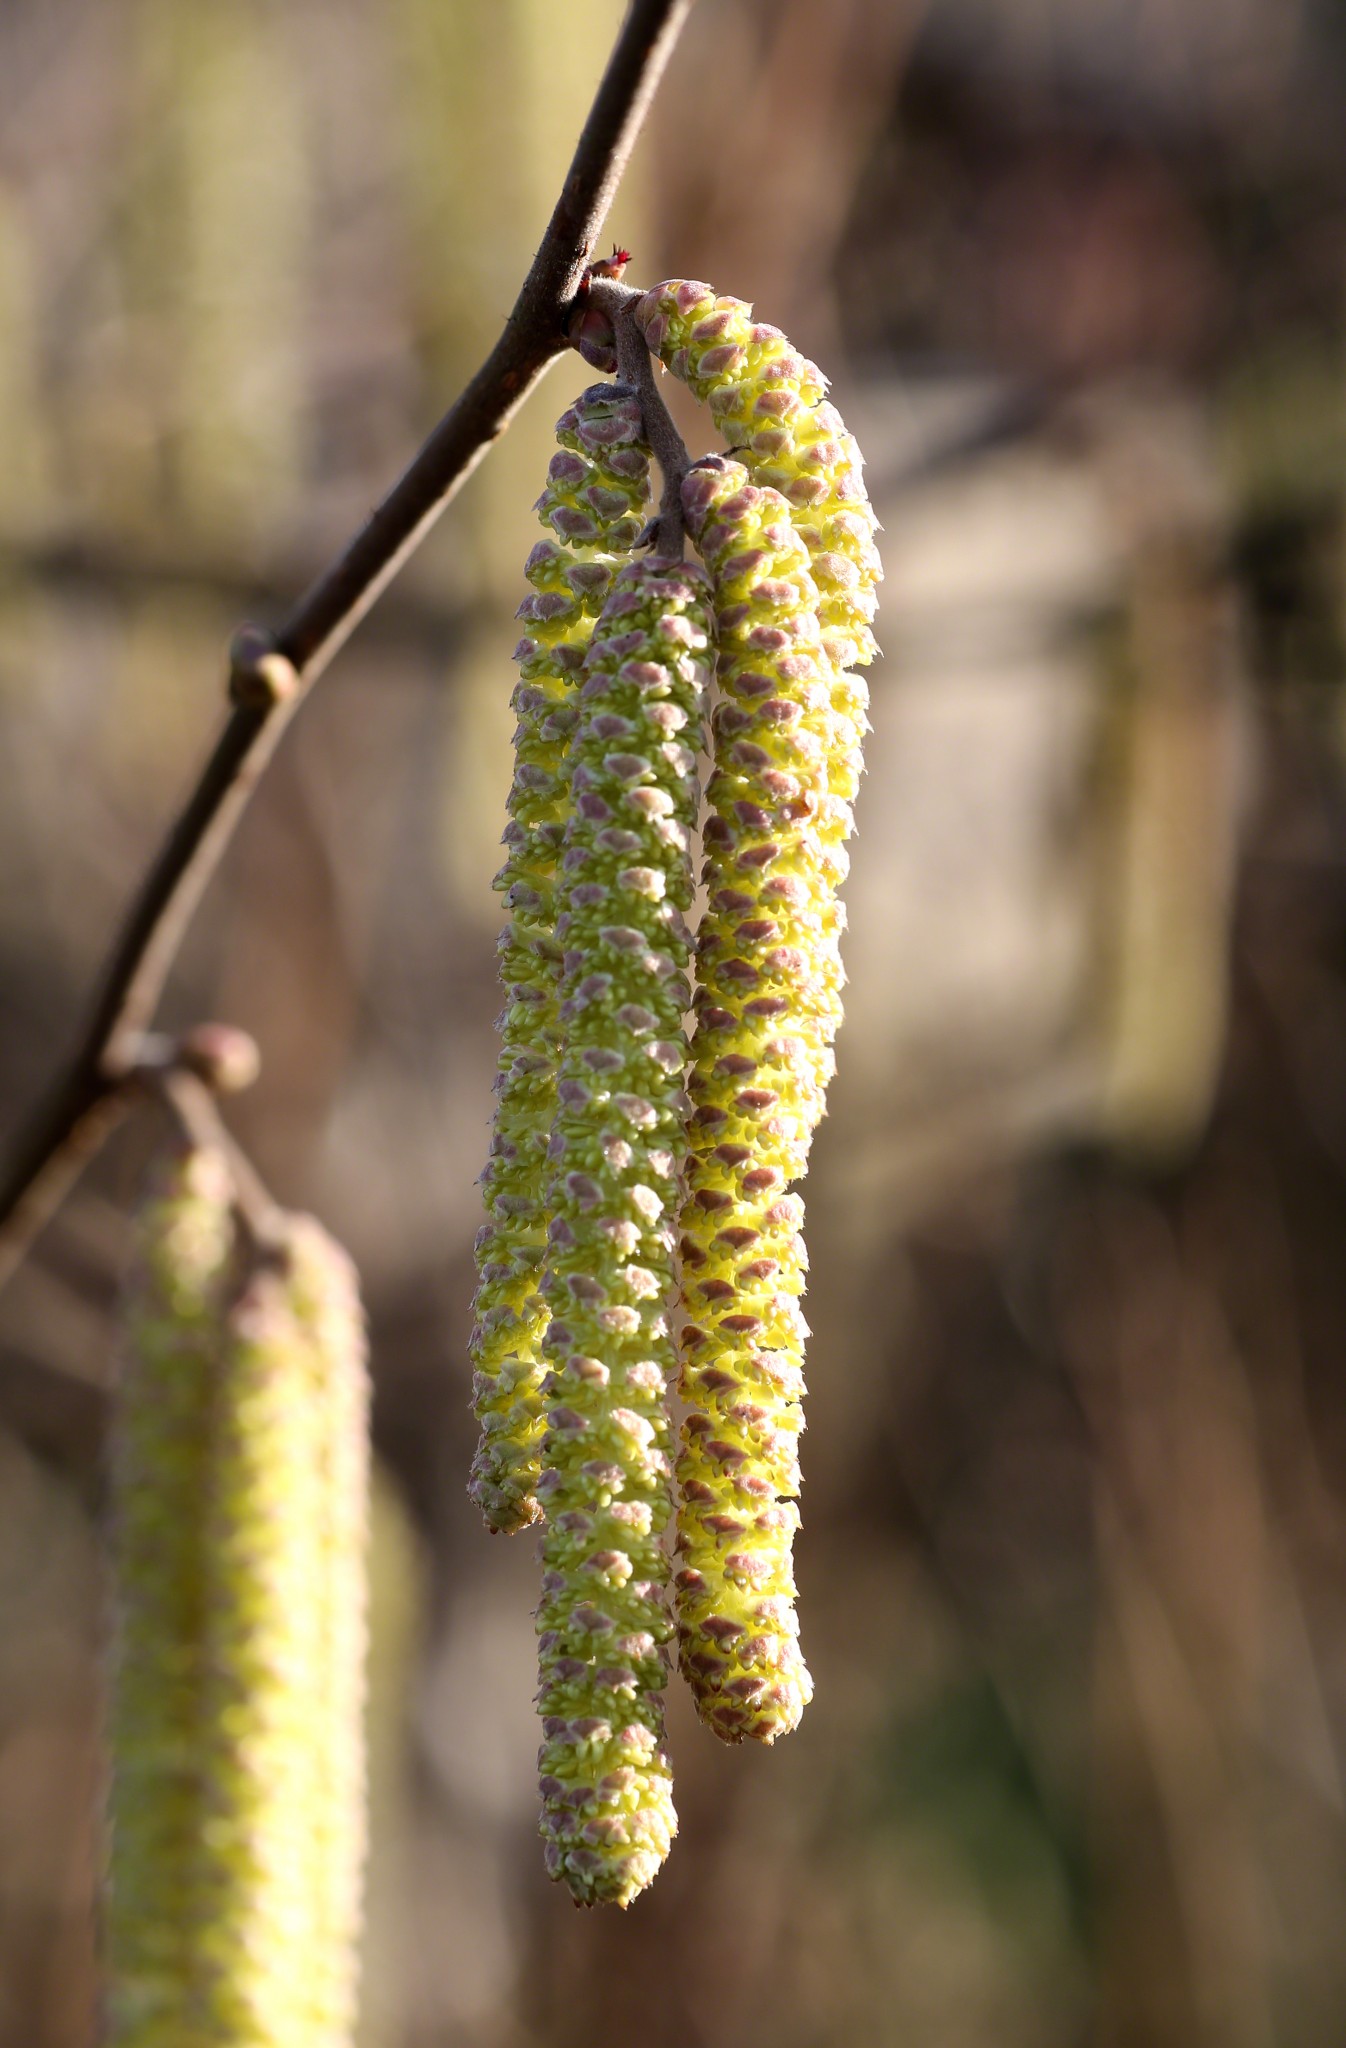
[154, 1070, 288, 1256]
[0, 0, 695, 1290]
[589, 277, 694, 557]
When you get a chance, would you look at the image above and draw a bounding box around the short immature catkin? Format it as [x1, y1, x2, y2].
[469, 384, 652, 1536]
[630, 282, 881, 1747]
[108, 1151, 369, 2047]
[534, 555, 713, 1907]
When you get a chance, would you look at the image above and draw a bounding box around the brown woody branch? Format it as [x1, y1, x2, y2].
[0, 0, 696, 1289]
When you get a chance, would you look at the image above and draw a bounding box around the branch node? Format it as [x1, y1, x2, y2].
[176, 1024, 263, 1095]
[109, 1023, 262, 1096]
[228, 625, 299, 709]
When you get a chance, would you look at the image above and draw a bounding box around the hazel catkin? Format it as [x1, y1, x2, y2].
[671, 457, 855, 1744]
[469, 384, 653, 1535]
[107, 1152, 369, 2047]
[107, 1144, 235, 2047]
[633, 278, 876, 849]
[534, 554, 714, 1907]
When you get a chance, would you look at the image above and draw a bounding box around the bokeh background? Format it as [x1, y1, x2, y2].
[3, 0, 1346, 2041]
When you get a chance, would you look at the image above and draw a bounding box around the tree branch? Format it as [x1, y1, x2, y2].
[0, 0, 696, 1290]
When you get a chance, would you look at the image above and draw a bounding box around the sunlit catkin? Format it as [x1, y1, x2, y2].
[534, 555, 713, 1906]
[669, 458, 855, 1743]
[633, 279, 876, 835]
[108, 1157, 369, 2047]
[469, 383, 652, 1535]
[630, 285, 880, 1748]
[632, 279, 881, 676]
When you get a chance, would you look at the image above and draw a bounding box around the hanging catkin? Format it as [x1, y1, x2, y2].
[631, 279, 881, 674]
[630, 283, 880, 1744]
[107, 1144, 235, 2046]
[534, 554, 714, 1907]
[669, 459, 845, 1742]
[469, 383, 652, 1535]
[107, 1151, 369, 2047]
[633, 279, 874, 883]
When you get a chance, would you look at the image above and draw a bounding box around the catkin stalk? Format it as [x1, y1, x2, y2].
[469, 384, 652, 1535]
[534, 555, 714, 1907]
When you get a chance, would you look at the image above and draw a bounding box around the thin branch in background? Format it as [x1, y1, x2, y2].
[0, 0, 696, 1292]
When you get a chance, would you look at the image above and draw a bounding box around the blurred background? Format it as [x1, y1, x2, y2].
[2, 0, 1346, 2041]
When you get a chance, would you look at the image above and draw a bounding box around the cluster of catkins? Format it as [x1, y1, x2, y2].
[108, 1145, 369, 2047]
[468, 279, 880, 1908]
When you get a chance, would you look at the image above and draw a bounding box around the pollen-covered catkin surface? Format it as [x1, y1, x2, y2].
[469, 383, 652, 1535]
[534, 555, 713, 1908]
[108, 1170, 370, 2048]
[671, 457, 860, 1746]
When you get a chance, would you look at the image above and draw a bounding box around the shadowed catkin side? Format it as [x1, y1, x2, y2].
[469, 384, 653, 1535]
[108, 1158, 369, 2047]
[534, 555, 713, 1907]
[107, 1144, 235, 2047]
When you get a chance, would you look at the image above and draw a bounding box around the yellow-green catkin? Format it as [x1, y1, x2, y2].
[469, 383, 652, 1535]
[631, 279, 881, 674]
[632, 279, 876, 848]
[534, 554, 714, 1907]
[666, 458, 851, 1744]
[108, 1143, 235, 2047]
[631, 284, 880, 1746]
[281, 1218, 370, 2044]
[107, 1152, 369, 2047]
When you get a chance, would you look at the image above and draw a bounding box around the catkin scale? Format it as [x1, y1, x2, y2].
[469, 385, 653, 1536]
[107, 1151, 369, 2047]
[534, 555, 713, 1907]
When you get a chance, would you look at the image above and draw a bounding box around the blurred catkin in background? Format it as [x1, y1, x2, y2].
[3, 0, 1346, 2044]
